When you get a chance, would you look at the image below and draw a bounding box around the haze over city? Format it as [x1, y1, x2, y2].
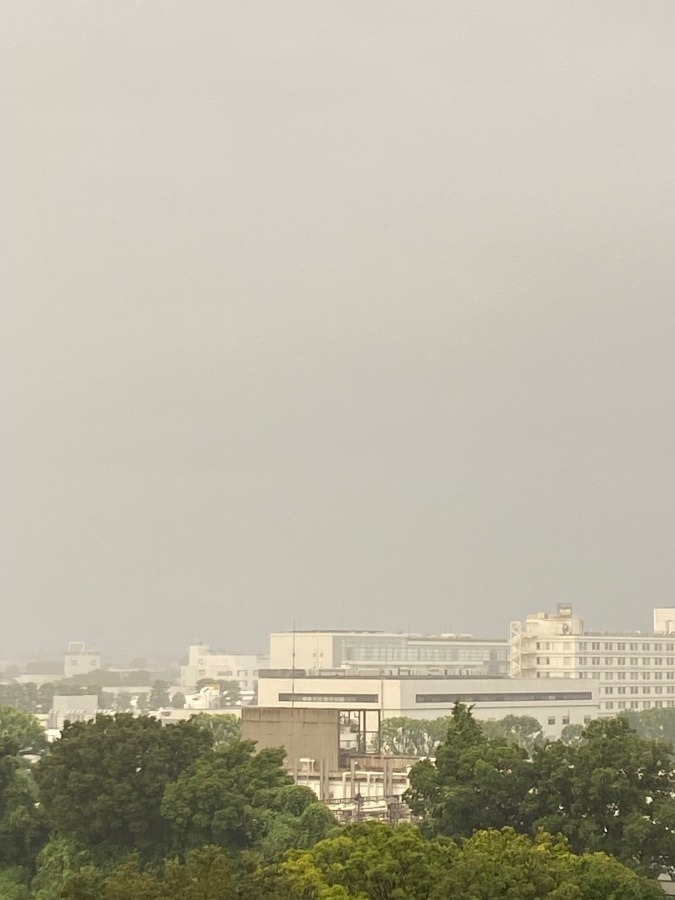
[2, 2, 675, 657]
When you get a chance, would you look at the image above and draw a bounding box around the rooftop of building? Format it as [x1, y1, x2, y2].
[272, 630, 507, 642]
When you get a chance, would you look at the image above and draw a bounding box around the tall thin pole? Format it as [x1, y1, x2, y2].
[291, 619, 296, 711]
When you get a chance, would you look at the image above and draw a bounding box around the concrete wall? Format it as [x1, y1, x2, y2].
[50, 694, 98, 729]
[241, 707, 340, 771]
[63, 652, 101, 677]
[269, 633, 335, 669]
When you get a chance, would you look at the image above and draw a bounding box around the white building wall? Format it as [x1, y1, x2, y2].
[269, 633, 336, 669]
[654, 608, 675, 634]
[183, 644, 268, 693]
[257, 675, 599, 739]
[64, 646, 101, 677]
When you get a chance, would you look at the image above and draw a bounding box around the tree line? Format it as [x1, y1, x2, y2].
[0, 676, 244, 715]
[0, 702, 671, 898]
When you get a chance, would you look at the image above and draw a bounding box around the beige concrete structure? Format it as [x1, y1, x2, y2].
[242, 706, 341, 771]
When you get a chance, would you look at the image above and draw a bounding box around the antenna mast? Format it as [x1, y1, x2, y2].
[291, 619, 296, 711]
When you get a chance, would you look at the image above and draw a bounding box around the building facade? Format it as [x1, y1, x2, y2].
[181, 643, 269, 696]
[257, 672, 598, 739]
[64, 642, 101, 677]
[511, 605, 675, 716]
[269, 630, 509, 677]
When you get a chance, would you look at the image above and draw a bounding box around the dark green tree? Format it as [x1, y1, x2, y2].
[525, 715, 675, 873]
[148, 680, 170, 709]
[113, 692, 132, 712]
[378, 717, 448, 756]
[0, 707, 49, 872]
[405, 703, 532, 838]
[624, 707, 675, 753]
[34, 714, 212, 864]
[0, 706, 48, 756]
[161, 739, 294, 852]
[61, 846, 255, 900]
[481, 714, 544, 755]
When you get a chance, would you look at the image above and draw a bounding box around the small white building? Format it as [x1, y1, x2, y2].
[181, 644, 268, 695]
[48, 694, 98, 730]
[64, 642, 101, 677]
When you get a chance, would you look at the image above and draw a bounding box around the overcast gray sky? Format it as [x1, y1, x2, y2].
[2, 2, 675, 657]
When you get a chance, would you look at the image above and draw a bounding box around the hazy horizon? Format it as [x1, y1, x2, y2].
[3, 2, 675, 657]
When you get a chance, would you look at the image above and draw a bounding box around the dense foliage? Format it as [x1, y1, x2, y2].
[0, 704, 673, 897]
[406, 703, 675, 874]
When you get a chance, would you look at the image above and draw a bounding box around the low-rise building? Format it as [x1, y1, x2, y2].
[48, 694, 98, 731]
[181, 643, 268, 696]
[257, 671, 598, 739]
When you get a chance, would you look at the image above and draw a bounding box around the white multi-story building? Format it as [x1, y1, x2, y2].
[64, 642, 101, 677]
[511, 605, 675, 716]
[257, 672, 598, 739]
[181, 643, 269, 696]
[269, 630, 509, 678]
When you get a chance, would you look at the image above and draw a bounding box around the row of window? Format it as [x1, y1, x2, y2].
[602, 685, 675, 695]
[581, 642, 674, 651]
[537, 670, 675, 681]
[341, 643, 507, 663]
[593, 672, 673, 680]
[578, 657, 674, 666]
[537, 657, 675, 667]
[536, 642, 675, 652]
[416, 691, 592, 703]
[604, 700, 675, 710]
[545, 715, 592, 726]
[278, 693, 379, 703]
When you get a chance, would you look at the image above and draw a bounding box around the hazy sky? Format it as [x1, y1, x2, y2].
[2, 2, 675, 657]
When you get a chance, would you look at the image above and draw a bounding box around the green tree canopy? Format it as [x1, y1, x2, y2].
[481, 714, 544, 755]
[148, 681, 171, 709]
[34, 714, 212, 864]
[525, 715, 675, 873]
[405, 703, 532, 838]
[187, 712, 242, 747]
[378, 717, 449, 756]
[161, 738, 294, 853]
[61, 846, 254, 900]
[624, 707, 675, 753]
[0, 706, 48, 756]
[264, 822, 662, 900]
